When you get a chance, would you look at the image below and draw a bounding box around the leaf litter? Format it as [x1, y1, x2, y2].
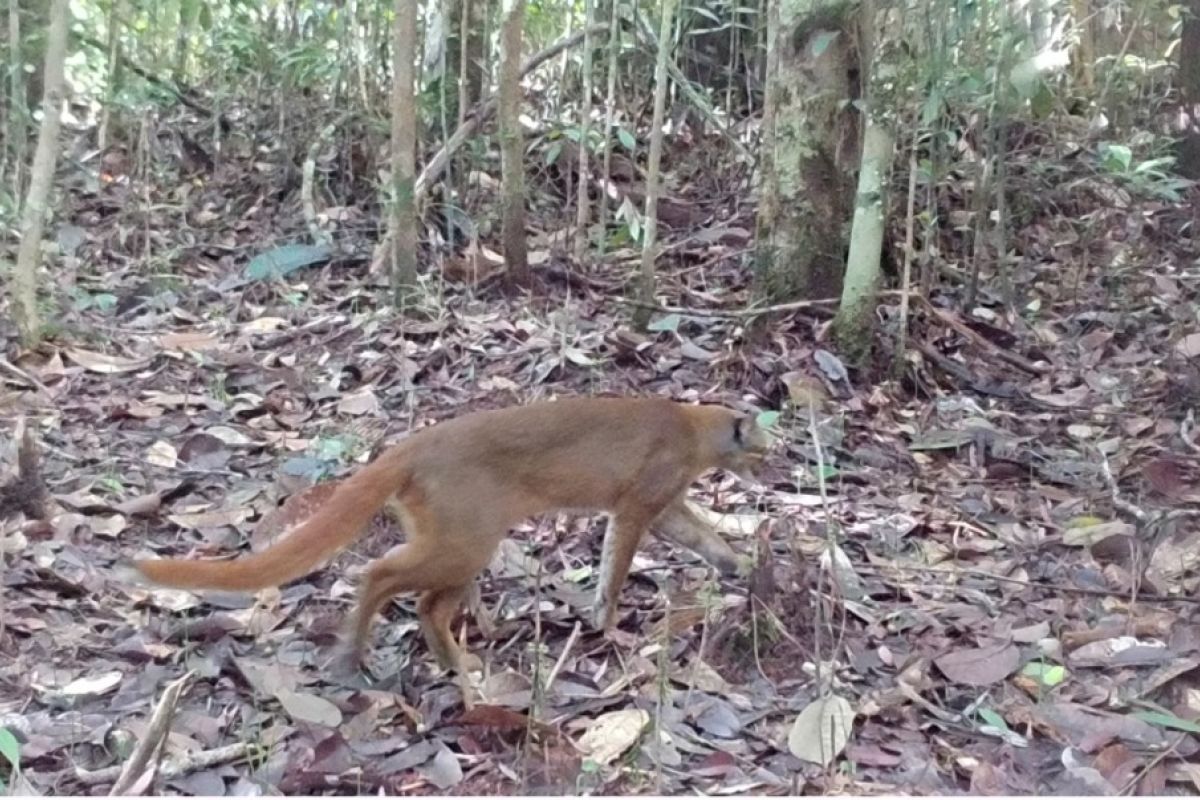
[3, 111, 1200, 796]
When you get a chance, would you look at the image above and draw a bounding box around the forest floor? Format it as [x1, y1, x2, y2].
[4, 110, 1200, 795]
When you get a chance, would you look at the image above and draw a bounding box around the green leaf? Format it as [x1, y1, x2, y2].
[647, 313, 682, 333]
[1133, 710, 1200, 734]
[245, 243, 333, 282]
[920, 91, 943, 126]
[1021, 662, 1068, 687]
[1009, 56, 1042, 100]
[546, 140, 563, 166]
[756, 410, 781, 429]
[1099, 143, 1133, 172]
[977, 707, 1008, 731]
[617, 128, 636, 151]
[1030, 82, 1055, 117]
[280, 456, 331, 481]
[0, 728, 20, 768]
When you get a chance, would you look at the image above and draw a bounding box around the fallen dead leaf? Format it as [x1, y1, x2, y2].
[159, 331, 221, 352]
[935, 641, 1021, 686]
[146, 439, 179, 468]
[787, 693, 854, 766]
[1174, 332, 1200, 359]
[275, 688, 343, 727]
[167, 507, 251, 530]
[576, 709, 648, 766]
[64, 348, 152, 374]
[337, 387, 380, 416]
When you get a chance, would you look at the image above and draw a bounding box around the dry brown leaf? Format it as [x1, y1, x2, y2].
[64, 348, 152, 374]
[934, 641, 1021, 686]
[167, 508, 250, 529]
[275, 687, 342, 727]
[1174, 333, 1200, 359]
[577, 709, 648, 766]
[159, 331, 221, 352]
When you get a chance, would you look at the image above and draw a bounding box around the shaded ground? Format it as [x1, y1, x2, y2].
[4, 108, 1200, 795]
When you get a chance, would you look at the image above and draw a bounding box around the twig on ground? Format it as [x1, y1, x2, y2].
[543, 620, 582, 694]
[76, 741, 251, 789]
[0, 356, 52, 396]
[1100, 451, 1149, 524]
[911, 293, 1048, 375]
[108, 671, 194, 795]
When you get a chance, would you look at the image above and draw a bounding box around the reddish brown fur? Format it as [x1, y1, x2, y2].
[128, 396, 771, 707]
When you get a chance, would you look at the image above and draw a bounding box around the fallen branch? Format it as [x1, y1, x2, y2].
[615, 290, 921, 320]
[1099, 450, 1149, 524]
[0, 355, 52, 396]
[108, 671, 194, 795]
[543, 620, 582, 694]
[912, 293, 1048, 376]
[76, 741, 251, 789]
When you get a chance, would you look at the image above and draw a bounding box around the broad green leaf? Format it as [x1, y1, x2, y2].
[1009, 56, 1042, 99]
[245, 243, 333, 282]
[1133, 709, 1200, 734]
[1021, 662, 1068, 687]
[617, 128, 636, 151]
[977, 707, 1008, 731]
[647, 313, 682, 333]
[756, 410, 781, 429]
[1099, 143, 1133, 172]
[0, 727, 19, 768]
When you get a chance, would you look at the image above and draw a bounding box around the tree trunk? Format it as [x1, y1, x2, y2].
[6, 0, 24, 197]
[573, 0, 595, 264]
[1070, 0, 1095, 90]
[832, 118, 893, 365]
[1177, 0, 1200, 178]
[499, 0, 529, 286]
[98, 0, 123, 151]
[19, 0, 46, 110]
[753, 0, 860, 301]
[12, 0, 69, 347]
[633, 0, 677, 328]
[389, 0, 419, 304]
[597, 0, 621, 254]
[458, 0, 487, 126]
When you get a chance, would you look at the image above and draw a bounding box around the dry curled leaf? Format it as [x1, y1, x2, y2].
[577, 709, 648, 766]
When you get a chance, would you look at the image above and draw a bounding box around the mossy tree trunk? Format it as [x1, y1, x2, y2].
[12, 0, 68, 347]
[754, 0, 860, 302]
[832, 117, 892, 365]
